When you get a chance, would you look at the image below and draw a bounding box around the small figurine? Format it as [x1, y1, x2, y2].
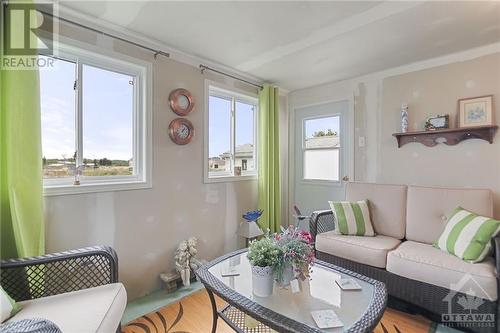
[174, 237, 205, 286]
[242, 210, 263, 222]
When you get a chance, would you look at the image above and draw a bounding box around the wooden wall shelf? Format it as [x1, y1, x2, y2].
[392, 125, 498, 148]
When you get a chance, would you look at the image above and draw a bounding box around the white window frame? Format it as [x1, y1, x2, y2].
[204, 80, 258, 183]
[42, 41, 152, 196]
[301, 114, 342, 184]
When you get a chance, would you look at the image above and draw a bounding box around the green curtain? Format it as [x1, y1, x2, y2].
[0, 7, 44, 259]
[257, 84, 281, 233]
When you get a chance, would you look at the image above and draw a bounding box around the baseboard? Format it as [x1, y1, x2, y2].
[121, 281, 204, 325]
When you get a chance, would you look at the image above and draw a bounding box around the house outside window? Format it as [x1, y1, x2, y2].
[204, 82, 258, 182]
[302, 116, 341, 182]
[40, 43, 152, 195]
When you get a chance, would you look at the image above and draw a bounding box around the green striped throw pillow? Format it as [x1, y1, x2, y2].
[328, 200, 375, 236]
[434, 207, 500, 263]
[1, 286, 21, 322]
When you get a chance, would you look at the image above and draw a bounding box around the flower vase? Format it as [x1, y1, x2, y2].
[251, 265, 274, 297]
[276, 264, 294, 287]
[401, 103, 409, 133]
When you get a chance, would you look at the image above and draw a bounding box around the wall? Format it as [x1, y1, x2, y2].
[289, 46, 500, 219]
[43, 23, 265, 300]
[379, 53, 500, 218]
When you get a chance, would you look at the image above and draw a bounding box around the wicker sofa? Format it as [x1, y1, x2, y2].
[310, 182, 499, 333]
[0, 246, 126, 332]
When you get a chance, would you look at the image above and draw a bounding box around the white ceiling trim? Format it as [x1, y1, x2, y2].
[236, 1, 424, 72]
[49, 1, 267, 87]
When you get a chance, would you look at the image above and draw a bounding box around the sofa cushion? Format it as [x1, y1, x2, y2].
[346, 182, 407, 239]
[406, 186, 493, 245]
[387, 241, 497, 301]
[316, 232, 401, 268]
[7, 283, 126, 333]
[328, 200, 375, 236]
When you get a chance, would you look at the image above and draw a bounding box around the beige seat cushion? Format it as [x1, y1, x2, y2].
[406, 185, 493, 244]
[8, 283, 126, 332]
[387, 241, 497, 301]
[316, 231, 401, 268]
[346, 182, 407, 239]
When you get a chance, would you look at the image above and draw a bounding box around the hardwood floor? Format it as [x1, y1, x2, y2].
[122, 290, 432, 333]
[123, 290, 234, 333]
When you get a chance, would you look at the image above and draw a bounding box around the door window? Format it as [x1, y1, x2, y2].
[302, 116, 341, 181]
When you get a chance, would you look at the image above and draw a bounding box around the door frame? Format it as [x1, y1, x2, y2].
[287, 94, 355, 223]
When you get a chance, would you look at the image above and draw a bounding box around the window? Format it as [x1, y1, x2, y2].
[303, 116, 340, 181]
[40, 44, 151, 195]
[205, 83, 258, 182]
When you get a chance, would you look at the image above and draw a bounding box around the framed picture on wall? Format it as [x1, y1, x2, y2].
[457, 95, 494, 128]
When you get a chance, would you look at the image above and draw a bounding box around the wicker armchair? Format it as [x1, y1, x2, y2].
[0, 246, 119, 302]
[0, 246, 123, 332]
[310, 211, 500, 333]
[309, 210, 335, 243]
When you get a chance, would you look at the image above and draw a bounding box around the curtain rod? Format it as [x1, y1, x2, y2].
[199, 65, 263, 90]
[32, 6, 170, 59]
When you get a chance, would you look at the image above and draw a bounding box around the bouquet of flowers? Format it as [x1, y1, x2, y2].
[273, 226, 315, 283]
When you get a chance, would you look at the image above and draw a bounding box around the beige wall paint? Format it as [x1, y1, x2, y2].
[43, 23, 268, 300]
[379, 53, 500, 218]
[289, 48, 500, 219]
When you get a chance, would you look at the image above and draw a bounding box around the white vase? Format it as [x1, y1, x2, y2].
[251, 265, 274, 297]
[401, 103, 409, 133]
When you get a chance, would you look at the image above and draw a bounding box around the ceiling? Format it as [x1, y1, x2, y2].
[60, 1, 500, 91]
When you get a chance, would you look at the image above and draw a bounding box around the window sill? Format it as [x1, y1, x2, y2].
[300, 179, 343, 187]
[204, 174, 257, 184]
[43, 180, 152, 196]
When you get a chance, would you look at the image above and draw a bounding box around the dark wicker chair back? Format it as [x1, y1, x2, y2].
[0, 246, 118, 301]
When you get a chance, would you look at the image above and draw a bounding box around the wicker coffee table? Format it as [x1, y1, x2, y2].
[196, 249, 387, 333]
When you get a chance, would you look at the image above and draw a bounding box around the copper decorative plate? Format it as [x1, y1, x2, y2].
[169, 118, 194, 145]
[169, 88, 195, 116]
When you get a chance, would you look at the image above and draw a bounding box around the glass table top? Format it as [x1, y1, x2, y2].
[208, 251, 376, 332]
